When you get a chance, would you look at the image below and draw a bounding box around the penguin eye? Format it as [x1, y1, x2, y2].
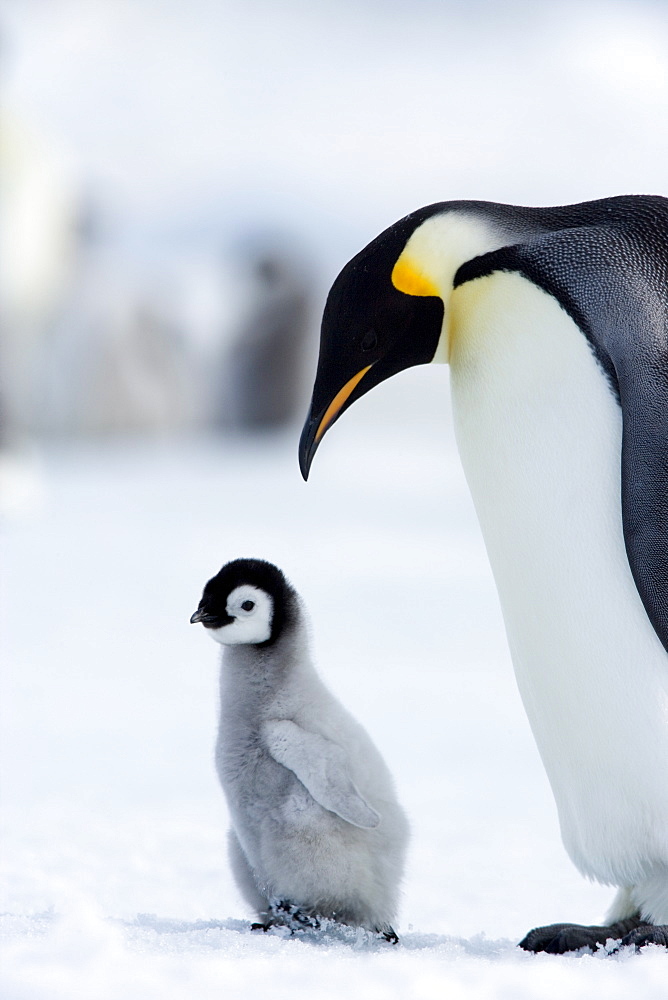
[361, 329, 377, 352]
[241, 600, 255, 612]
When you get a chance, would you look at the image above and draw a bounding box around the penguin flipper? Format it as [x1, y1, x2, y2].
[457, 208, 668, 655]
[262, 719, 381, 829]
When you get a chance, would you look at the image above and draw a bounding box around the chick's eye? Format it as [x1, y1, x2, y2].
[361, 329, 377, 352]
[241, 600, 255, 612]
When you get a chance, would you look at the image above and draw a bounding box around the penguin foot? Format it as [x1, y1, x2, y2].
[377, 925, 399, 944]
[617, 924, 668, 951]
[519, 915, 642, 954]
[269, 900, 321, 933]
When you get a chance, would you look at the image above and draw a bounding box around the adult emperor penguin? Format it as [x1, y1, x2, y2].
[298, 195, 668, 953]
[191, 558, 408, 939]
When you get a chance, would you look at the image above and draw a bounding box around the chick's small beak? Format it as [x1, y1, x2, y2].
[190, 608, 206, 624]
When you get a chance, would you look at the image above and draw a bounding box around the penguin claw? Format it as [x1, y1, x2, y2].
[378, 925, 399, 944]
[617, 924, 668, 951]
[519, 915, 643, 954]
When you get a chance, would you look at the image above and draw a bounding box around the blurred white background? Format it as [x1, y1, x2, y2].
[1, 3, 667, 998]
[1, 0, 666, 444]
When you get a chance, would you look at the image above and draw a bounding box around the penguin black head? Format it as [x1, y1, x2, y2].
[298, 205, 448, 480]
[190, 558, 296, 647]
[299, 194, 668, 482]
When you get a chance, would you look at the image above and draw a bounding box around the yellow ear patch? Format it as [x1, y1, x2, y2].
[391, 258, 440, 298]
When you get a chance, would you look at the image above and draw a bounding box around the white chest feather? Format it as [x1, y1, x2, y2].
[448, 272, 668, 887]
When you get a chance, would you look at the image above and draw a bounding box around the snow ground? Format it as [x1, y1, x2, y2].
[2, 371, 666, 998]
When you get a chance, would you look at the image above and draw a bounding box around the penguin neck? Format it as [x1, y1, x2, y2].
[219, 623, 316, 722]
[395, 211, 513, 364]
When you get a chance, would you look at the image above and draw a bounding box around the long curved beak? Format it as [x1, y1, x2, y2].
[299, 365, 372, 480]
[298, 412, 321, 481]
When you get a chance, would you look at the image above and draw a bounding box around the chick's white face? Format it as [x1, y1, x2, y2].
[209, 585, 273, 645]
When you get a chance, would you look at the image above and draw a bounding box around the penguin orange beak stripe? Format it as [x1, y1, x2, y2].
[315, 365, 373, 444]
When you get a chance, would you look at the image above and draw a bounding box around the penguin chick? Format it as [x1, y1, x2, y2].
[191, 558, 408, 940]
